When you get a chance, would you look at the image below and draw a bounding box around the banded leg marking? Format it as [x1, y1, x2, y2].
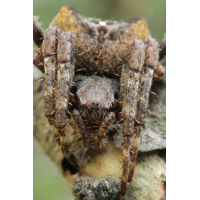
[72, 109, 88, 145]
[128, 38, 159, 183]
[33, 16, 43, 51]
[42, 27, 66, 155]
[43, 27, 59, 117]
[33, 50, 44, 73]
[120, 40, 146, 198]
[55, 31, 75, 128]
[96, 112, 115, 148]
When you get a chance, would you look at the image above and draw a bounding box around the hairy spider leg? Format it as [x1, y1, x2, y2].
[42, 27, 58, 118]
[119, 40, 146, 199]
[128, 38, 159, 183]
[33, 17, 66, 156]
[96, 112, 116, 148]
[42, 27, 69, 157]
[55, 31, 75, 128]
[147, 36, 166, 79]
[33, 50, 45, 73]
[52, 31, 76, 159]
[33, 16, 43, 52]
[154, 64, 165, 78]
[72, 109, 88, 145]
[33, 16, 45, 72]
[153, 36, 166, 78]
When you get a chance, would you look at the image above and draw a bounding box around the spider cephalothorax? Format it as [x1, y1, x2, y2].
[68, 74, 120, 147]
[33, 5, 165, 199]
[75, 75, 119, 128]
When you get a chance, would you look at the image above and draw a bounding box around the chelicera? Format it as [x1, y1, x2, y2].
[33, 5, 165, 199]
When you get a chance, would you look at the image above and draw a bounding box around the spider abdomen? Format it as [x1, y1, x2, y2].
[51, 5, 151, 74]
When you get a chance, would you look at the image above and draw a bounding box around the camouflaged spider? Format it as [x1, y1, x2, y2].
[33, 5, 165, 199]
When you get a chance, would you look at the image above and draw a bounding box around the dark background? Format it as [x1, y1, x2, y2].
[33, 0, 166, 199]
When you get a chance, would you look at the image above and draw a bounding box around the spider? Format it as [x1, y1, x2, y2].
[33, 5, 165, 199]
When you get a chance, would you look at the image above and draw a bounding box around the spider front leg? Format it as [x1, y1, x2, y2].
[54, 31, 76, 158]
[42, 26, 69, 156]
[119, 40, 146, 199]
[128, 38, 159, 183]
[55, 31, 75, 128]
[33, 17, 66, 155]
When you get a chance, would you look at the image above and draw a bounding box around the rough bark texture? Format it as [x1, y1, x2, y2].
[33, 63, 166, 199]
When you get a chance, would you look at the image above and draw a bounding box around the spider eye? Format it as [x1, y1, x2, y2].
[92, 102, 99, 106]
[88, 28, 95, 37]
[108, 31, 118, 40]
[97, 26, 108, 34]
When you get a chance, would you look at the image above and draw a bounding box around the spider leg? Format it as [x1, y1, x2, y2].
[128, 38, 159, 183]
[33, 16, 43, 52]
[53, 31, 75, 159]
[33, 16, 45, 72]
[42, 27, 59, 117]
[96, 112, 115, 148]
[55, 31, 75, 128]
[119, 40, 146, 199]
[154, 63, 165, 79]
[33, 50, 44, 73]
[153, 36, 166, 78]
[159, 36, 166, 61]
[72, 109, 88, 146]
[42, 27, 68, 156]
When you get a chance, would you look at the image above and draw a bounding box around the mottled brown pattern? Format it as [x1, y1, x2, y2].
[42, 27, 59, 58]
[73, 75, 119, 138]
[96, 112, 115, 148]
[55, 32, 75, 128]
[47, 117, 64, 155]
[120, 40, 146, 197]
[145, 38, 159, 69]
[77, 75, 118, 109]
[154, 64, 165, 79]
[51, 5, 150, 74]
[33, 6, 162, 200]
[72, 109, 88, 145]
[43, 27, 58, 117]
[42, 27, 72, 161]
[33, 50, 44, 73]
[128, 38, 159, 184]
[33, 16, 43, 51]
